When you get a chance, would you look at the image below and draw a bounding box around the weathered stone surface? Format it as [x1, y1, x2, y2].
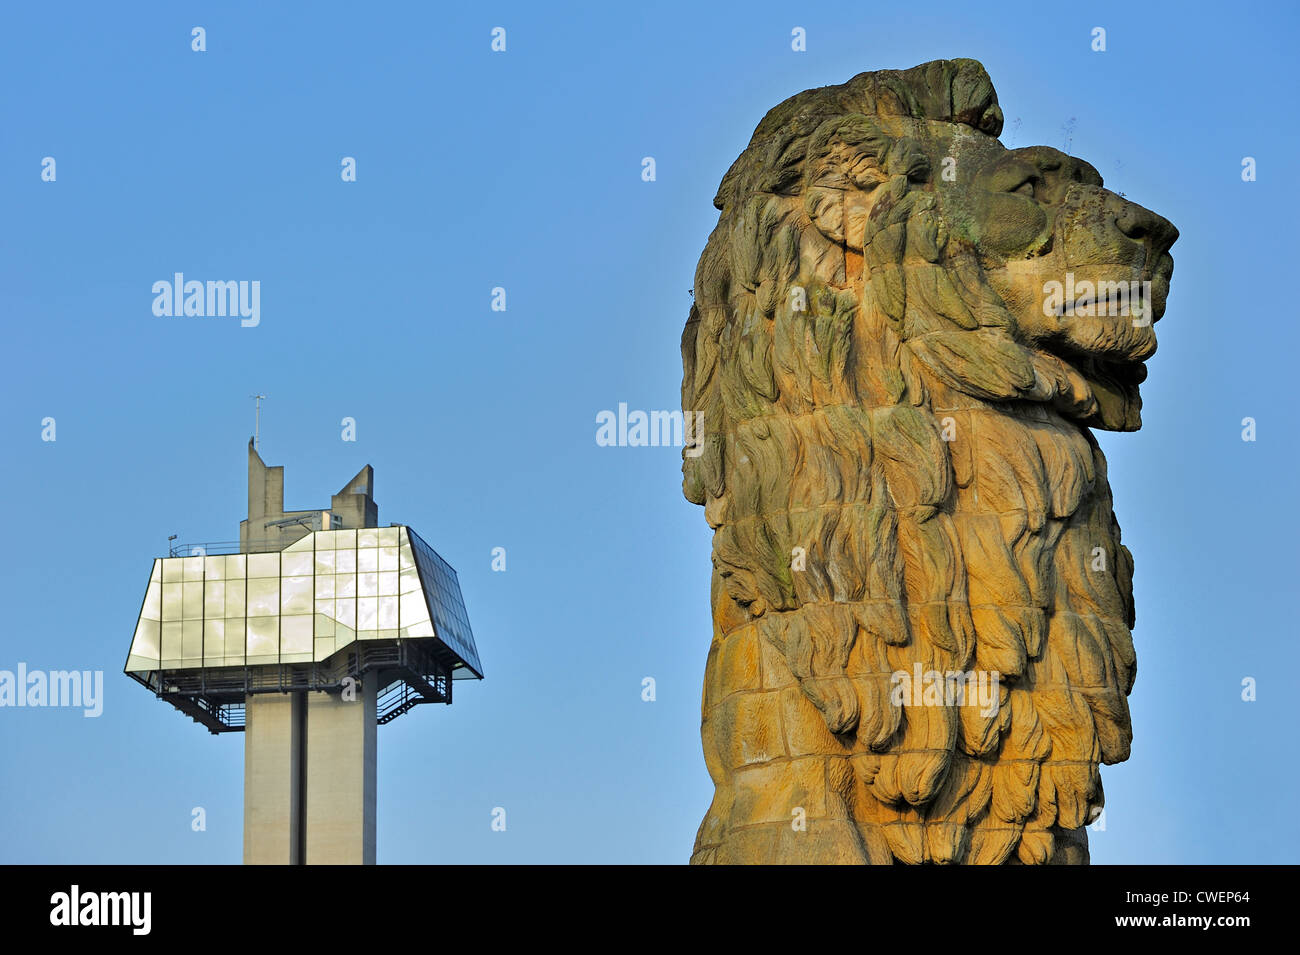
[681, 59, 1176, 864]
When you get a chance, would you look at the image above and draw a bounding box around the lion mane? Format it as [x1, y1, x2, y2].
[682, 59, 1140, 865]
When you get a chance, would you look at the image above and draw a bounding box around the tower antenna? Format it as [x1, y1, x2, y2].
[250, 395, 267, 451]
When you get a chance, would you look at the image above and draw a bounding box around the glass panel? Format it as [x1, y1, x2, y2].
[335, 548, 357, 573]
[281, 576, 312, 614]
[224, 619, 246, 662]
[315, 549, 336, 575]
[398, 543, 416, 572]
[246, 617, 278, 663]
[183, 556, 205, 581]
[281, 615, 312, 656]
[332, 529, 356, 549]
[358, 548, 378, 573]
[335, 598, 356, 630]
[130, 618, 161, 663]
[204, 619, 225, 665]
[314, 575, 335, 599]
[359, 572, 378, 597]
[358, 528, 379, 548]
[399, 568, 420, 594]
[378, 526, 398, 546]
[162, 583, 182, 621]
[248, 553, 280, 578]
[142, 580, 163, 619]
[182, 582, 204, 619]
[336, 573, 357, 598]
[225, 554, 246, 579]
[400, 591, 429, 630]
[403, 620, 434, 639]
[150, 560, 162, 583]
[162, 558, 184, 582]
[406, 526, 483, 677]
[224, 580, 246, 617]
[314, 606, 335, 638]
[205, 556, 225, 580]
[182, 619, 203, 662]
[247, 578, 279, 617]
[378, 546, 398, 571]
[315, 530, 338, 550]
[282, 551, 313, 576]
[285, 533, 314, 553]
[204, 580, 225, 618]
[357, 597, 377, 632]
[161, 621, 183, 666]
[314, 637, 335, 661]
[126, 654, 158, 672]
[377, 596, 398, 629]
[378, 572, 398, 596]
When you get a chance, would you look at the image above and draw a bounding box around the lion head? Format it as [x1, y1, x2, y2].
[682, 59, 1177, 865]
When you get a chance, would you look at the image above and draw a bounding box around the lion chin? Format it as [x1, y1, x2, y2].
[682, 59, 1177, 864]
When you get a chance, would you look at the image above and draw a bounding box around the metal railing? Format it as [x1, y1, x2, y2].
[168, 539, 278, 557]
[167, 522, 408, 557]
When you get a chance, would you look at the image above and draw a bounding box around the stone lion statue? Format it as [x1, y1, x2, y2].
[680, 59, 1177, 864]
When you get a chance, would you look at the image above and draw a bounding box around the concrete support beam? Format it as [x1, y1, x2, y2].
[243, 692, 304, 865]
[304, 671, 377, 865]
[241, 674, 377, 865]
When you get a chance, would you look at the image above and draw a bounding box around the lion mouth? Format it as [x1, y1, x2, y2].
[1046, 273, 1161, 322]
[1071, 354, 1147, 431]
[1049, 286, 1153, 321]
[1083, 356, 1147, 386]
[1147, 252, 1174, 321]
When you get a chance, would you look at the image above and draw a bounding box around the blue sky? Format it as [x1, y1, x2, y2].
[1, 0, 1296, 864]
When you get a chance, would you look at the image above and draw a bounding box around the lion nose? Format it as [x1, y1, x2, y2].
[1115, 201, 1179, 261]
